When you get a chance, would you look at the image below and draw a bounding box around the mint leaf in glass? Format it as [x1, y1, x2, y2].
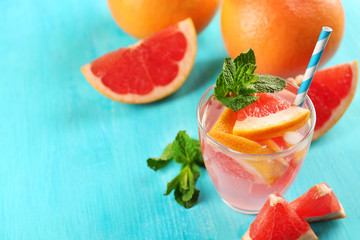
[214, 49, 287, 112]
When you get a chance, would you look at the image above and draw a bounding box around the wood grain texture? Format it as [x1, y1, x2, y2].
[0, 0, 359, 239]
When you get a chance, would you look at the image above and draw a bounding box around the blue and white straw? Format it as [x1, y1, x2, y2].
[294, 27, 332, 106]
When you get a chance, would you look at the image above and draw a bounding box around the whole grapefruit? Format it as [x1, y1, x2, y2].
[108, 0, 220, 39]
[221, 0, 345, 78]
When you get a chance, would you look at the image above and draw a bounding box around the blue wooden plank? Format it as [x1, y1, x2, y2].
[0, 0, 359, 239]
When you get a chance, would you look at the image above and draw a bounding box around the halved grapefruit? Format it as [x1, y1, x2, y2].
[233, 93, 310, 140]
[290, 183, 346, 222]
[81, 18, 197, 103]
[242, 194, 318, 240]
[288, 61, 359, 140]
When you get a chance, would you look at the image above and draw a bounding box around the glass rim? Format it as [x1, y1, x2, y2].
[196, 80, 316, 160]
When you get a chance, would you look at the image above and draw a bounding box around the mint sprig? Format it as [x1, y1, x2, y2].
[147, 131, 204, 209]
[214, 49, 287, 111]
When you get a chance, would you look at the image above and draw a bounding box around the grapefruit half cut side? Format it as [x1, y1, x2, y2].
[242, 194, 318, 240]
[233, 93, 310, 140]
[81, 18, 197, 103]
[290, 183, 346, 222]
[288, 61, 359, 140]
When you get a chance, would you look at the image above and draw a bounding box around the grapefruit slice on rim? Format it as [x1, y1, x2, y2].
[208, 108, 289, 185]
[233, 93, 310, 140]
[290, 183, 346, 222]
[81, 18, 197, 103]
[242, 194, 318, 240]
[288, 61, 359, 140]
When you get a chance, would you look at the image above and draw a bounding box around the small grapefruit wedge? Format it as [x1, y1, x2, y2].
[288, 61, 359, 140]
[81, 18, 197, 103]
[242, 194, 318, 240]
[290, 183, 346, 222]
[233, 93, 310, 140]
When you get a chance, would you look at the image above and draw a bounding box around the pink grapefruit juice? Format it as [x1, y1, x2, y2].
[197, 81, 315, 214]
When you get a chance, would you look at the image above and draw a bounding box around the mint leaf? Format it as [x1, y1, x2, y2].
[214, 49, 286, 112]
[252, 75, 287, 93]
[164, 169, 185, 195]
[148, 131, 204, 209]
[234, 49, 256, 68]
[191, 139, 204, 168]
[217, 95, 259, 112]
[175, 188, 200, 209]
[173, 131, 194, 164]
[214, 73, 227, 98]
[222, 58, 236, 87]
[147, 143, 173, 171]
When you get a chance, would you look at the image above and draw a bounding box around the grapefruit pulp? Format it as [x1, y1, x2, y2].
[288, 61, 359, 140]
[242, 194, 318, 240]
[290, 183, 346, 222]
[233, 93, 310, 140]
[81, 18, 197, 104]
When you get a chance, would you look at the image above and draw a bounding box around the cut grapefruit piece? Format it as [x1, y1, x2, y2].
[208, 109, 289, 185]
[290, 183, 346, 222]
[211, 108, 237, 134]
[81, 18, 197, 103]
[288, 61, 359, 140]
[242, 194, 318, 240]
[208, 131, 272, 155]
[258, 136, 292, 153]
[206, 134, 288, 185]
[233, 93, 310, 140]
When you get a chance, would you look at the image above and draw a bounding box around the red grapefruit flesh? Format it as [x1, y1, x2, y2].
[204, 144, 256, 182]
[290, 183, 346, 222]
[233, 93, 310, 140]
[242, 194, 318, 240]
[288, 61, 359, 140]
[81, 18, 197, 103]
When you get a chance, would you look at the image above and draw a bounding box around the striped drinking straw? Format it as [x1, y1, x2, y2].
[294, 27, 332, 106]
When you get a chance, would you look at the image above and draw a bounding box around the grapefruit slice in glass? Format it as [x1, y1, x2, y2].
[233, 93, 310, 140]
[242, 194, 318, 240]
[81, 18, 197, 103]
[290, 183, 346, 222]
[208, 108, 289, 185]
[288, 61, 359, 140]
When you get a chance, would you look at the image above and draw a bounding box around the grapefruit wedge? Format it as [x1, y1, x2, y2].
[288, 61, 359, 140]
[233, 93, 310, 140]
[81, 18, 197, 103]
[290, 183, 346, 222]
[242, 194, 318, 240]
[208, 108, 289, 185]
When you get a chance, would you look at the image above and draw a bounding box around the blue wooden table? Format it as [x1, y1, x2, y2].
[1, 0, 359, 239]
